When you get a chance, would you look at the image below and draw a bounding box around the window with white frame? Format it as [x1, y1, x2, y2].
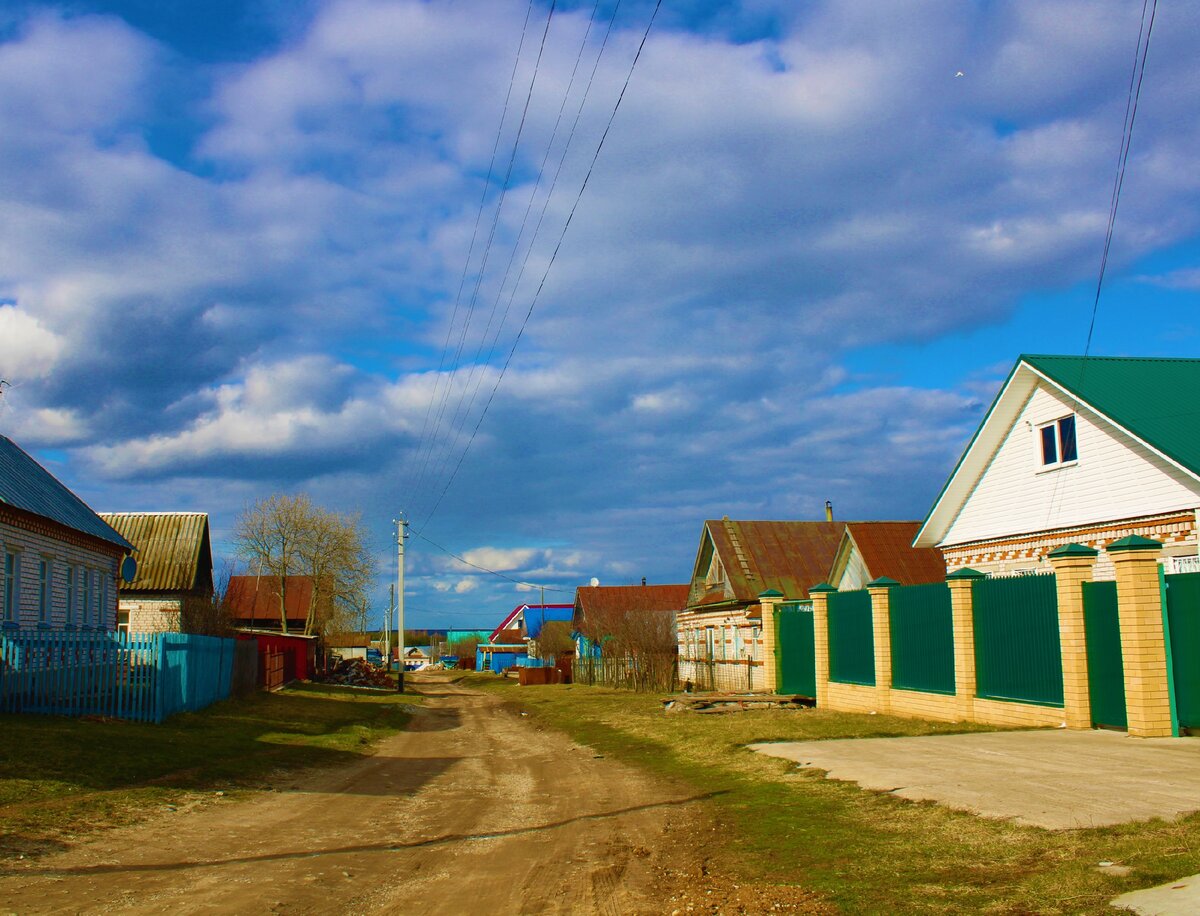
[2, 551, 17, 624]
[37, 558, 50, 623]
[81, 568, 92, 626]
[65, 567, 75, 627]
[1037, 415, 1078, 468]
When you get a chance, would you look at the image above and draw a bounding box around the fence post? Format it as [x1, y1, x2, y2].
[947, 568, 984, 721]
[1048, 543, 1098, 730]
[1110, 536, 1175, 738]
[758, 590, 784, 693]
[867, 578, 898, 715]
[809, 583, 837, 707]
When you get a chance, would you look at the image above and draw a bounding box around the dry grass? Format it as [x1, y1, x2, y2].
[462, 674, 1200, 914]
[0, 683, 417, 860]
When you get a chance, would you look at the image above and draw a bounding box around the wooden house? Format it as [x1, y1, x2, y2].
[0, 435, 132, 630]
[914, 355, 1200, 578]
[100, 512, 213, 633]
[677, 518, 845, 692]
[827, 522, 946, 590]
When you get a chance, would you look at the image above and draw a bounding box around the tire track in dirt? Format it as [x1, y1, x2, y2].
[0, 672, 714, 915]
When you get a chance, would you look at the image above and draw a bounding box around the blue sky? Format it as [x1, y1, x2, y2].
[1, 0, 1198, 629]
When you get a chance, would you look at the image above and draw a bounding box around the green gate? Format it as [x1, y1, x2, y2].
[972, 574, 1063, 706]
[774, 602, 816, 697]
[889, 582, 955, 695]
[828, 590, 875, 686]
[1165, 571, 1200, 730]
[1082, 580, 1126, 729]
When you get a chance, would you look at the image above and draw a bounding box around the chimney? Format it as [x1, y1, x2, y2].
[641, 577, 647, 586]
[825, 500, 833, 522]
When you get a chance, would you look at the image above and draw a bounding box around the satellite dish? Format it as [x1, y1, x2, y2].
[589, 577, 600, 587]
[120, 555, 138, 584]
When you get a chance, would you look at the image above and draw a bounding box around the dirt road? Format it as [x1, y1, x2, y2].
[0, 673, 716, 914]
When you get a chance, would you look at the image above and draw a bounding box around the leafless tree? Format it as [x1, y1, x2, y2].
[576, 604, 677, 692]
[234, 494, 374, 637]
[179, 557, 237, 636]
[532, 620, 574, 663]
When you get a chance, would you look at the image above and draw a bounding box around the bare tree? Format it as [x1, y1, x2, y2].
[234, 494, 374, 637]
[532, 620, 574, 663]
[180, 557, 237, 636]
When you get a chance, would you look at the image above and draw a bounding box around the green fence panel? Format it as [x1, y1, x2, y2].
[972, 574, 1063, 707]
[828, 590, 875, 686]
[1165, 572, 1200, 730]
[775, 602, 816, 696]
[889, 582, 955, 695]
[1082, 580, 1126, 729]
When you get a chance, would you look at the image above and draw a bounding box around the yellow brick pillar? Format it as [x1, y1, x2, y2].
[947, 568, 984, 721]
[1048, 543, 1099, 730]
[758, 590, 784, 693]
[1110, 536, 1175, 738]
[867, 577, 898, 714]
[810, 583, 836, 708]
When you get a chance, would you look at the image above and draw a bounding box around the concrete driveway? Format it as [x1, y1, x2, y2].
[749, 729, 1200, 830]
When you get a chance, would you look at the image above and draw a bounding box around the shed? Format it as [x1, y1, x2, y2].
[235, 629, 318, 687]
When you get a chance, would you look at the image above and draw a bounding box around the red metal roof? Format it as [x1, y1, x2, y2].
[843, 522, 946, 585]
[575, 584, 689, 623]
[688, 519, 848, 608]
[226, 575, 314, 626]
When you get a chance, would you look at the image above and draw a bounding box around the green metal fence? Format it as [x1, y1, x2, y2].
[827, 590, 875, 686]
[1165, 571, 1200, 730]
[972, 574, 1063, 707]
[775, 601, 816, 696]
[1082, 580, 1126, 729]
[888, 582, 955, 695]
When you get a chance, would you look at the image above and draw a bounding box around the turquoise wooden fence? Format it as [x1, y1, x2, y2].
[0, 630, 236, 723]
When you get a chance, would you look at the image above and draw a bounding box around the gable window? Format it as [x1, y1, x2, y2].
[1038, 415, 1078, 468]
[2, 552, 17, 624]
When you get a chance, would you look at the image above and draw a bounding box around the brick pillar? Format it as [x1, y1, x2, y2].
[758, 589, 784, 693]
[947, 568, 984, 720]
[1048, 544, 1099, 730]
[810, 583, 836, 708]
[1110, 536, 1175, 738]
[867, 577, 898, 714]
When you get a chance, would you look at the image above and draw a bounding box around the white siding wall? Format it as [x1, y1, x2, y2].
[835, 547, 871, 591]
[0, 521, 120, 630]
[943, 384, 1200, 547]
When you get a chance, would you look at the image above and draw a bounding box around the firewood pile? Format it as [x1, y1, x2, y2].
[321, 658, 393, 688]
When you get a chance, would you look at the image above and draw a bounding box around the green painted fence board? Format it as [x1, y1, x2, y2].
[889, 582, 955, 695]
[1165, 572, 1200, 729]
[1082, 580, 1126, 729]
[972, 574, 1064, 707]
[828, 590, 875, 686]
[775, 602, 816, 696]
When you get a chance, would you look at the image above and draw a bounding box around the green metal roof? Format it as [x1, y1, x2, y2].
[0, 435, 132, 550]
[1024, 355, 1200, 476]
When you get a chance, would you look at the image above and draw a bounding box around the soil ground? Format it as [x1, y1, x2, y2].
[0, 671, 823, 915]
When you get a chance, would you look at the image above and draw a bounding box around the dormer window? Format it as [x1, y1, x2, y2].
[1038, 415, 1078, 468]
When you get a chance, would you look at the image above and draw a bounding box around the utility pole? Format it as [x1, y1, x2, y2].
[395, 515, 410, 691]
[384, 583, 394, 669]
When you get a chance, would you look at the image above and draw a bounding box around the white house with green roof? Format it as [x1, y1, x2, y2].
[914, 355, 1200, 579]
[1, 435, 133, 630]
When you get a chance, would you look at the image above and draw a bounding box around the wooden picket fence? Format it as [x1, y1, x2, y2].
[0, 629, 245, 723]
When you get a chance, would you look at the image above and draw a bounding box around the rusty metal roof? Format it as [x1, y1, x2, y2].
[688, 519, 848, 607]
[226, 575, 315, 624]
[0, 435, 131, 550]
[574, 584, 689, 624]
[100, 512, 211, 593]
[842, 522, 946, 585]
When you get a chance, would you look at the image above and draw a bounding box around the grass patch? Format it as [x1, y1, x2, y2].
[460, 674, 1200, 914]
[0, 683, 418, 858]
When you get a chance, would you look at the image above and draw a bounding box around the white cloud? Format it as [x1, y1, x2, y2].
[0, 305, 65, 380]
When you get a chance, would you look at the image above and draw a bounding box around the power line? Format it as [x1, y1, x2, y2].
[402, 0, 537, 513]
[408, 1, 560, 520]
[416, 0, 663, 532]
[412, 530, 571, 595]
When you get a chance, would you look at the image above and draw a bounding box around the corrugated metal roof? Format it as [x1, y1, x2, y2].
[1024, 355, 1200, 475]
[99, 512, 211, 593]
[689, 520, 847, 608]
[843, 522, 945, 585]
[0, 435, 132, 550]
[226, 575, 315, 624]
[574, 584, 689, 623]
